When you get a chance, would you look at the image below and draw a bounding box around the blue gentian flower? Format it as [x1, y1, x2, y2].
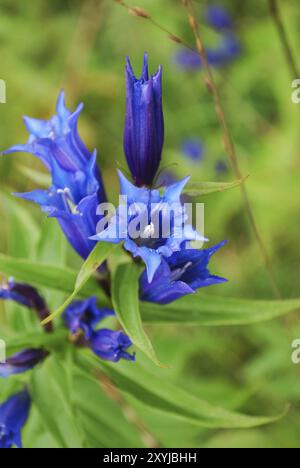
[63, 297, 134, 362]
[0, 349, 47, 378]
[0, 279, 52, 332]
[175, 34, 241, 70]
[90, 329, 135, 362]
[3, 91, 106, 260]
[181, 138, 204, 162]
[0, 390, 31, 448]
[92, 171, 206, 282]
[63, 297, 114, 339]
[140, 241, 227, 304]
[205, 4, 233, 30]
[124, 53, 164, 187]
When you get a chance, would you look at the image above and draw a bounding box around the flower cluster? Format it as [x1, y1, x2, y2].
[4, 53, 227, 306]
[1, 52, 227, 448]
[92, 54, 226, 299]
[175, 4, 240, 70]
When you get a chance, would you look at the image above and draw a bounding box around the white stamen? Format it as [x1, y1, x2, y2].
[170, 261, 193, 282]
[143, 222, 155, 238]
[56, 187, 79, 214]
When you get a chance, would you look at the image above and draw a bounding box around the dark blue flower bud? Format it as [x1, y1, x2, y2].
[124, 53, 164, 187]
[0, 279, 52, 332]
[0, 349, 48, 377]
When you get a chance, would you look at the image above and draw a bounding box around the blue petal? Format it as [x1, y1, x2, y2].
[90, 329, 135, 362]
[0, 390, 31, 448]
[117, 170, 150, 205]
[163, 176, 190, 204]
[125, 239, 162, 282]
[23, 116, 51, 139]
[63, 297, 114, 338]
[140, 259, 194, 304]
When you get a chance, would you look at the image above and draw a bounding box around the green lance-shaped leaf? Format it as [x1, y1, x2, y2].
[112, 262, 163, 367]
[81, 353, 288, 430]
[184, 176, 248, 197]
[41, 242, 115, 325]
[29, 354, 85, 448]
[0, 253, 107, 303]
[140, 293, 300, 326]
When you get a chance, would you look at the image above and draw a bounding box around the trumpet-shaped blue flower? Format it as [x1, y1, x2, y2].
[0, 390, 31, 448]
[92, 171, 205, 282]
[124, 54, 164, 187]
[90, 329, 135, 363]
[3, 92, 106, 260]
[140, 241, 227, 304]
[205, 5, 233, 30]
[63, 297, 134, 362]
[0, 349, 48, 378]
[63, 297, 114, 339]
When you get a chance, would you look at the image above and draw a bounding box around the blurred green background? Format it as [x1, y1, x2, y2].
[0, 0, 300, 448]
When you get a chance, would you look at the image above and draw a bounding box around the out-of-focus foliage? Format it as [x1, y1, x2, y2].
[0, 0, 300, 448]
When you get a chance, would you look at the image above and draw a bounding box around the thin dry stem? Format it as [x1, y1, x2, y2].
[97, 371, 160, 448]
[115, 0, 194, 51]
[268, 0, 299, 78]
[182, 0, 281, 298]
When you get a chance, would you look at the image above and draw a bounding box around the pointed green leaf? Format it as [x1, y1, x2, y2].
[0, 253, 108, 304]
[141, 293, 300, 326]
[184, 177, 248, 197]
[112, 263, 163, 367]
[81, 353, 288, 429]
[42, 242, 115, 325]
[29, 354, 85, 448]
